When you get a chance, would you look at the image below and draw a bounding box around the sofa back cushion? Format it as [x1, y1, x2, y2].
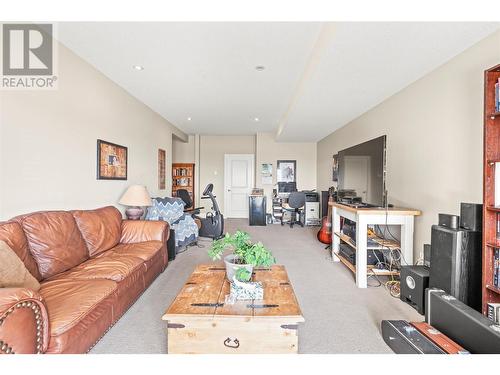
[0, 221, 42, 281]
[72, 206, 122, 257]
[19, 211, 89, 279]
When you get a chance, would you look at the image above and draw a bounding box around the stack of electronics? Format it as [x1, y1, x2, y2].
[338, 218, 388, 268]
[400, 202, 483, 316]
[383, 202, 500, 354]
[337, 189, 361, 205]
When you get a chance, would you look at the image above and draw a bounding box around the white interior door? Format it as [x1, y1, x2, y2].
[224, 154, 255, 218]
[343, 156, 370, 202]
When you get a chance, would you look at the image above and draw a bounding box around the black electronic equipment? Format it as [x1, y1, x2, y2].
[381, 320, 445, 354]
[429, 224, 482, 311]
[423, 243, 431, 267]
[341, 219, 356, 242]
[400, 265, 429, 315]
[340, 196, 362, 205]
[438, 213, 460, 230]
[167, 229, 176, 261]
[426, 289, 500, 354]
[460, 202, 483, 232]
[304, 192, 319, 202]
[337, 135, 387, 207]
[338, 243, 384, 266]
[277, 182, 297, 193]
[249, 195, 266, 226]
[337, 189, 357, 200]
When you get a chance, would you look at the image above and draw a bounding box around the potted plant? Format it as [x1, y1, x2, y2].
[208, 230, 275, 281]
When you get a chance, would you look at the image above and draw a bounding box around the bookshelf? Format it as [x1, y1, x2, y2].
[172, 163, 195, 204]
[482, 64, 500, 315]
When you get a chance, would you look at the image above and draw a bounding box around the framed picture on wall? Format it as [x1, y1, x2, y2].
[332, 154, 339, 182]
[96, 139, 128, 180]
[261, 163, 273, 185]
[158, 149, 166, 190]
[277, 160, 296, 183]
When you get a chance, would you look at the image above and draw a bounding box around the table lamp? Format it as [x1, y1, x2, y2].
[119, 185, 152, 220]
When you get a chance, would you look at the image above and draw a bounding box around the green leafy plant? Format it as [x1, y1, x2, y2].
[234, 267, 252, 282]
[208, 230, 276, 267]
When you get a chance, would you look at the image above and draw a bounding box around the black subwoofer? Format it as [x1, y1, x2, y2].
[400, 265, 429, 315]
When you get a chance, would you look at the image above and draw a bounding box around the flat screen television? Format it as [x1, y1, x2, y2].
[337, 135, 387, 207]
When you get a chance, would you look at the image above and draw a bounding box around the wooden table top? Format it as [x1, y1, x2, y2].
[162, 264, 304, 321]
[329, 202, 421, 216]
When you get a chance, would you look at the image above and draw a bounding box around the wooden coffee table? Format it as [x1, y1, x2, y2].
[162, 264, 304, 354]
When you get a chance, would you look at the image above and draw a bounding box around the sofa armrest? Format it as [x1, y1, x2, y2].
[120, 220, 169, 244]
[0, 288, 49, 354]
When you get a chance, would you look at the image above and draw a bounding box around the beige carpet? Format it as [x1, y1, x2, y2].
[90, 219, 421, 354]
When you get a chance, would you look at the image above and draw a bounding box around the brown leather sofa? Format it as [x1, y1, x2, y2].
[0, 206, 169, 354]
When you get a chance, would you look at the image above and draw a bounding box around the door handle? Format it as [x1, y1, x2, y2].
[227, 189, 231, 192]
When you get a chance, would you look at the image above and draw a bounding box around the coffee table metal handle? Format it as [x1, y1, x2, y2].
[223, 337, 240, 349]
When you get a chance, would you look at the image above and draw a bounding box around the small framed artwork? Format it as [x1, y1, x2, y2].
[261, 163, 273, 185]
[277, 160, 296, 183]
[332, 154, 339, 182]
[96, 139, 128, 180]
[158, 149, 166, 190]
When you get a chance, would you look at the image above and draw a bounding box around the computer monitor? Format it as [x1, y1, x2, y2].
[278, 182, 297, 193]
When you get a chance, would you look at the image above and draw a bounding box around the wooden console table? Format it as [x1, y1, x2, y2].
[329, 202, 421, 288]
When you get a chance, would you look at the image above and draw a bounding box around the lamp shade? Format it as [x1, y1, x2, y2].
[119, 185, 152, 207]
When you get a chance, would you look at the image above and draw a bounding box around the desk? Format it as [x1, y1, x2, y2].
[329, 202, 421, 288]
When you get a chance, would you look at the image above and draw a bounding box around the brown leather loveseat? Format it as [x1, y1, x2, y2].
[0, 206, 169, 354]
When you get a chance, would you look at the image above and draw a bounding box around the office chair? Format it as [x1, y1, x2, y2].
[176, 189, 200, 213]
[281, 191, 305, 228]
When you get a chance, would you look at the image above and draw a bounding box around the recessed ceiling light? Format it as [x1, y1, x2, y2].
[255, 66, 265, 71]
[254, 117, 259, 122]
[132, 65, 144, 71]
[187, 117, 192, 121]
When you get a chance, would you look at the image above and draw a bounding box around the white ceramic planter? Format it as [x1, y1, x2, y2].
[224, 254, 253, 281]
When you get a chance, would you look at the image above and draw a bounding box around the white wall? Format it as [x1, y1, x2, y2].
[0, 42, 186, 219]
[317, 30, 500, 261]
[256, 132, 317, 212]
[198, 135, 256, 215]
[172, 134, 196, 163]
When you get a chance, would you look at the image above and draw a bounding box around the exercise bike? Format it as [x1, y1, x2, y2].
[177, 183, 224, 240]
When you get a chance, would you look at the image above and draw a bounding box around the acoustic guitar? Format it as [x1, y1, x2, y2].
[317, 195, 333, 245]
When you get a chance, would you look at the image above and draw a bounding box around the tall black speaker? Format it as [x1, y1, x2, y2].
[460, 203, 482, 232]
[167, 228, 176, 261]
[429, 225, 482, 311]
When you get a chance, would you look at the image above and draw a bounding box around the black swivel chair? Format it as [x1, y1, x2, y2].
[281, 192, 305, 228]
[176, 189, 202, 214]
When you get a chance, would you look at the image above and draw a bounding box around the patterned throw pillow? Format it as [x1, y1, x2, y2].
[0, 240, 40, 291]
[145, 197, 185, 224]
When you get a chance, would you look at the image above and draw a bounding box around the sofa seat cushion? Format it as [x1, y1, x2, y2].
[40, 278, 117, 336]
[110, 241, 163, 263]
[48, 252, 144, 282]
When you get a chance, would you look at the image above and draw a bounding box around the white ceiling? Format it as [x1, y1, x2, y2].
[58, 22, 499, 141]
